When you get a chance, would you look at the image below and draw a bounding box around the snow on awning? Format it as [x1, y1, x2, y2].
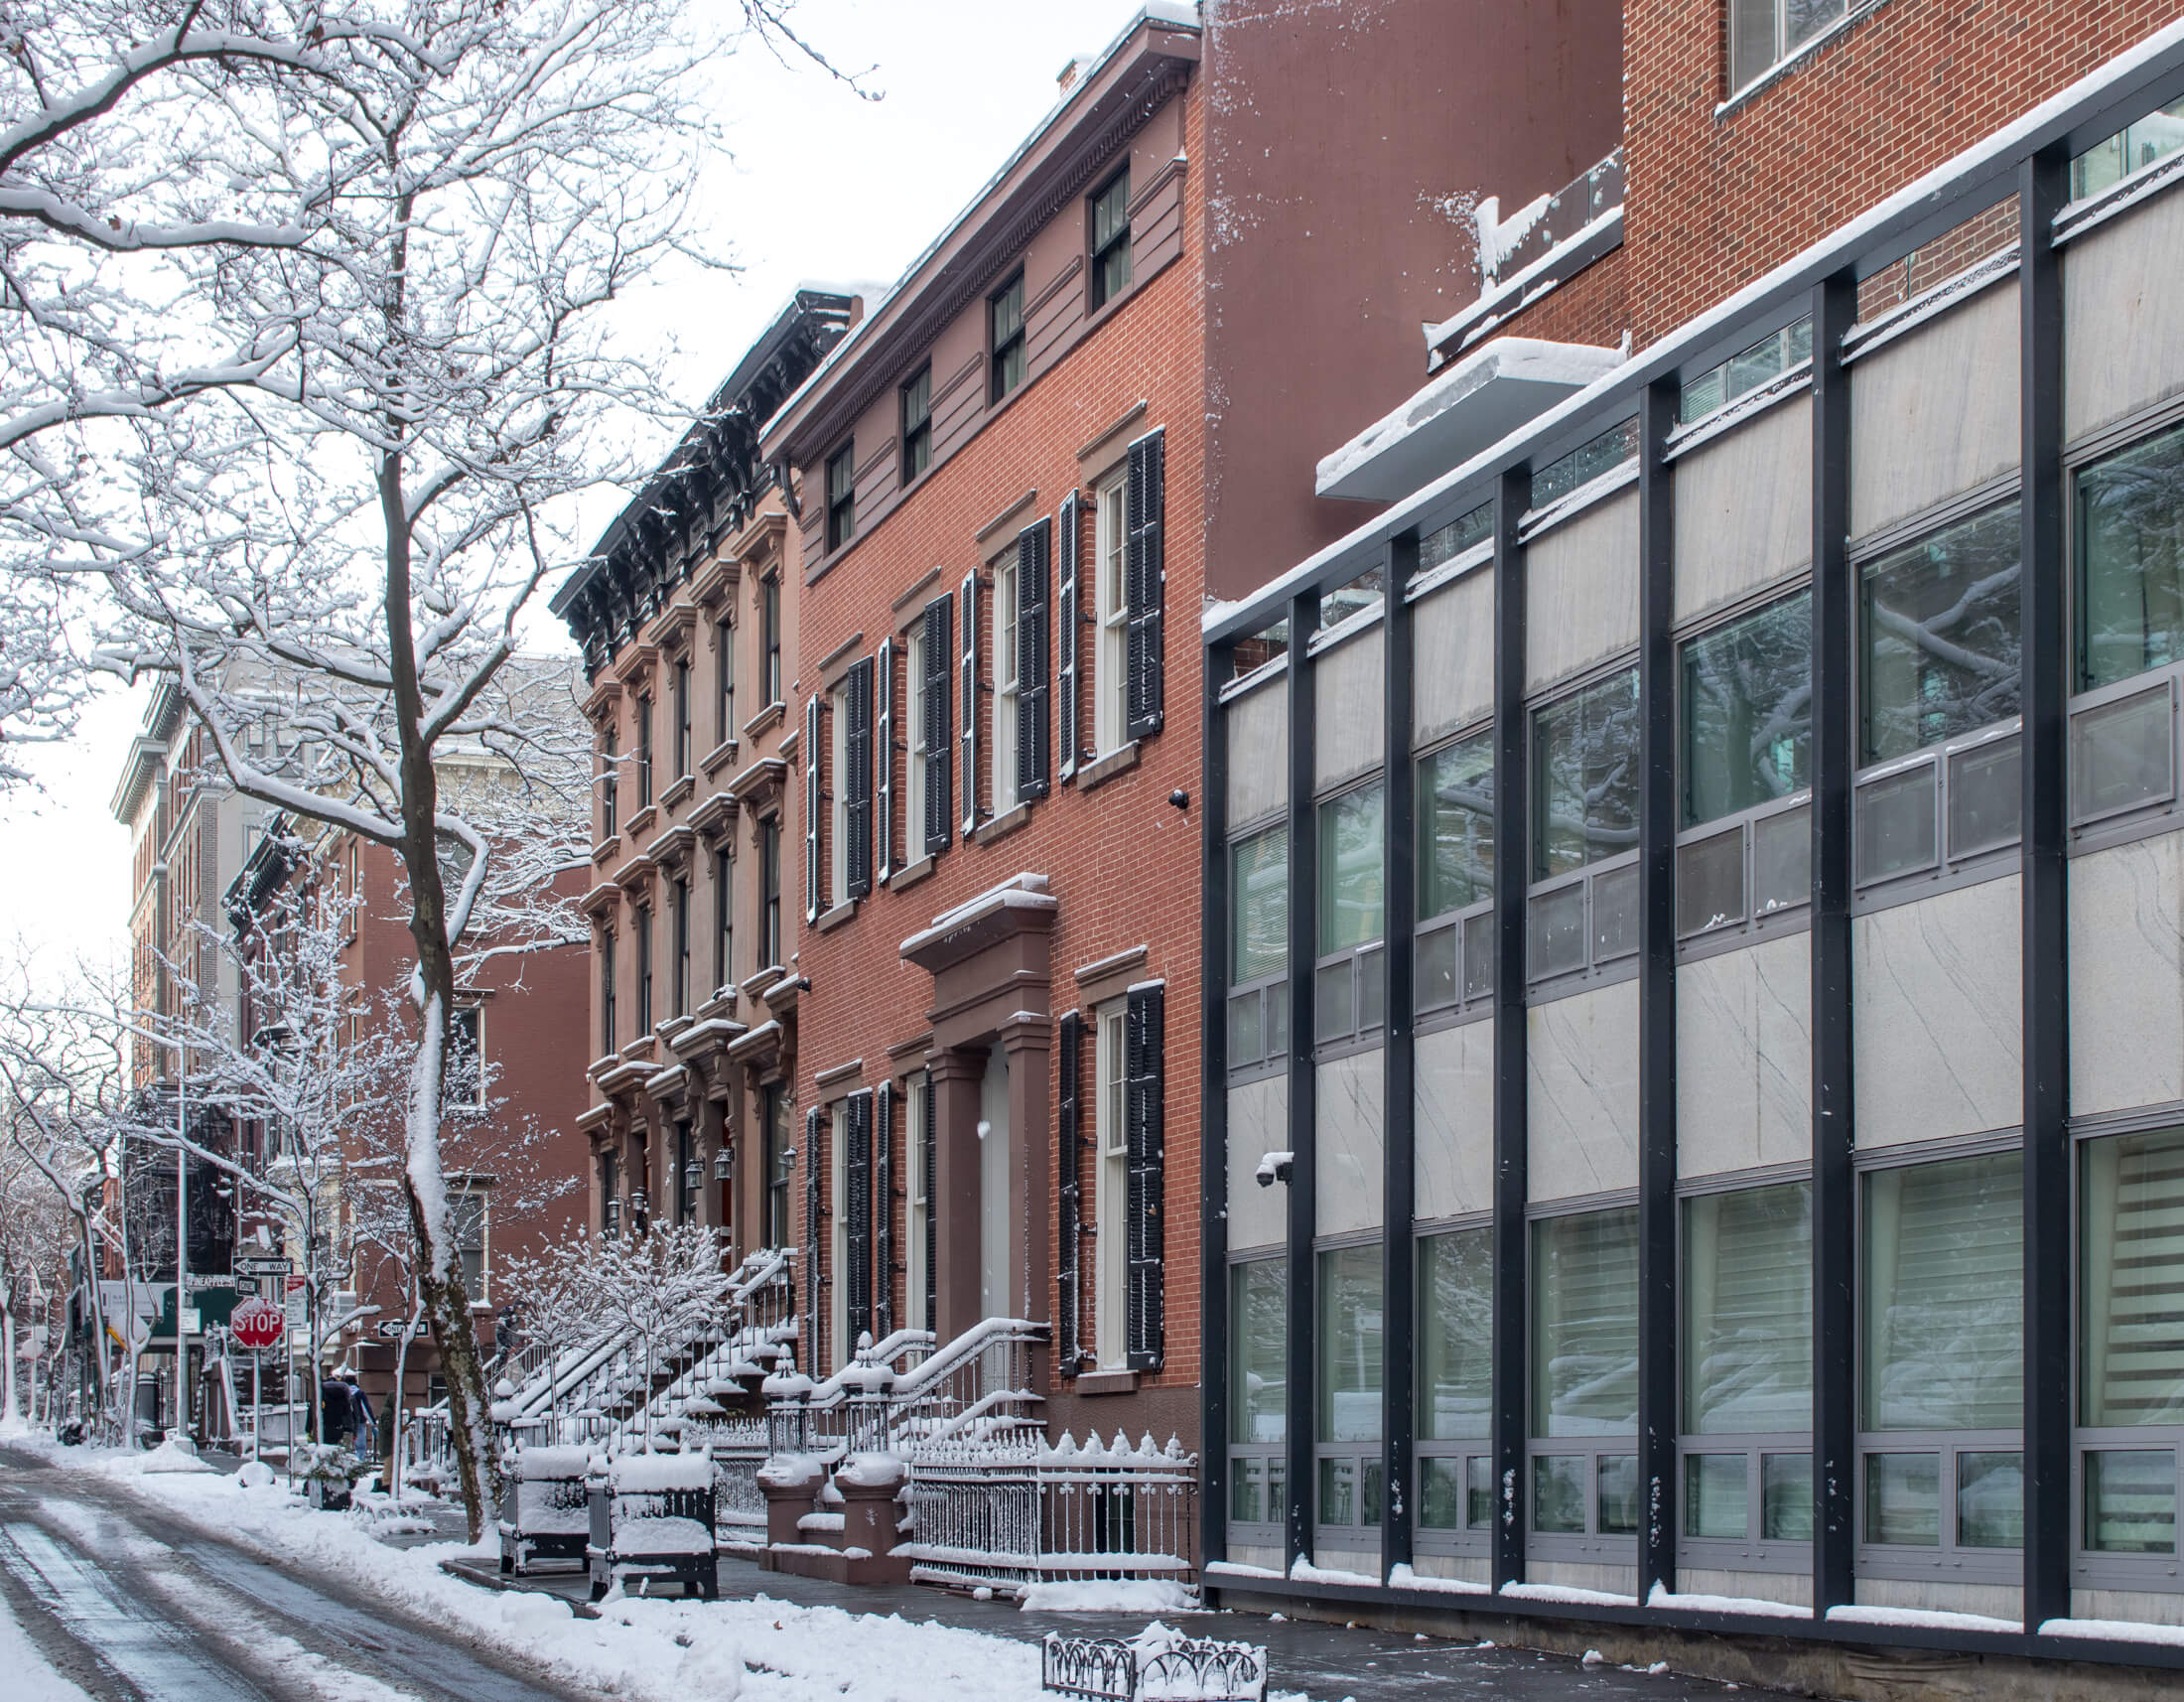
[1315, 337, 1626, 504]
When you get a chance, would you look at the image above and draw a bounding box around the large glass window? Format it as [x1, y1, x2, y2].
[1861, 1150, 2023, 1433]
[2077, 420, 2184, 693]
[1729, 0, 1847, 96]
[1859, 502, 2021, 765]
[1534, 667, 1640, 880]
[1419, 731, 1495, 921]
[2073, 95, 2184, 200]
[1419, 1228, 1491, 1441]
[1532, 1207, 1639, 1436]
[1684, 1182, 1812, 1434]
[1316, 781, 1386, 953]
[1682, 591, 1812, 827]
[1229, 1257, 1289, 1527]
[1230, 826, 1288, 984]
[2083, 1128, 2184, 1428]
[1316, 1243, 1383, 1532]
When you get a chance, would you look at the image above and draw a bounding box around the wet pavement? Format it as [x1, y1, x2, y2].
[0, 1444, 592, 1702]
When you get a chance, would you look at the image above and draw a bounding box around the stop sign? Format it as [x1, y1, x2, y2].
[230, 1297, 285, 1351]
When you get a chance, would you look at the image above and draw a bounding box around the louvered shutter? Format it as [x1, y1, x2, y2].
[845, 1090, 873, 1349]
[804, 1105, 823, 1373]
[960, 570, 979, 836]
[803, 693, 822, 922]
[1056, 492, 1082, 781]
[1017, 519, 1051, 800]
[876, 638, 895, 885]
[1056, 1010, 1084, 1377]
[875, 1080, 894, 1341]
[845, 657, 874, 899]
[921, 1071, 938, 1333]
[922, 596, 953, 856]
[1124, 981, 1165, 1370]
[1124, 430, 1166, 741]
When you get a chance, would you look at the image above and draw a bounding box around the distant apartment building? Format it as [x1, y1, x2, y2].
[1200, 0, 2184, 1680]
[551, 290, 854, 1269]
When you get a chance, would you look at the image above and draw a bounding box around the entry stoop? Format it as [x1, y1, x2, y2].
[757, 1452, 911, 1585]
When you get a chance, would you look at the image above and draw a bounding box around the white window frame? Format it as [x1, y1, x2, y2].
[906, 1077, 928, 1335]
[1728, 0, 1848, 97]
[829, 685, 850, 906]
[994, 554, 1021, 814]
[905, 624, 928, 857]
[1095, 471, 1129, 756]
[1094, 1003, 1129, 1367]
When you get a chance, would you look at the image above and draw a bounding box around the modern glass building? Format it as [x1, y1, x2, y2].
[1198, 29, 2184, 1669]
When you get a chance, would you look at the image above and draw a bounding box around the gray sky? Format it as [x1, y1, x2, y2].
[0, 0, 1156, 992]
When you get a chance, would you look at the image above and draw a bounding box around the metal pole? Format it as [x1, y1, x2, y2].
[176, 1054, 190, 1444]
[252, 1348, 262, 1464]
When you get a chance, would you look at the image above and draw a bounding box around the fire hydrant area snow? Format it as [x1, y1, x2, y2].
[0, 1429, 1775, 1702]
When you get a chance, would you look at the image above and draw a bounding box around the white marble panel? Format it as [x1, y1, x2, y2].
[1416, 1019, 1495, 1221]
[1413, 569, 1494, 745]
[1313, 626, 1386, 791]
[1852, 1577, 2023, 1623]
[1850, 283, 2020, 539]
[1526, 492, 1639, 694]
[2074, 1587, 2184, 1629]
[1676, 933, 1814, 1179]
[1527, 980, 1639, 1200]
[1315, 1049, 1386, 1237]
[1407, 1552, 1491, 1584]
[2070, 831, 2184, 1117]
[1226, 1076, 1292, 1253]
[1673, 396, 1812, 625]
[2066, 184, 2184, 440]
[1676, 1568, 1813, 1610]
[1226, 676, 1289, 830]
[1527, 1560, 1638, 1596]
[1851, 877, 2022, 1149]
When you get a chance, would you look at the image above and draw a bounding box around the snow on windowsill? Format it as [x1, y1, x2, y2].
[1663, 361, 1813, 462]
[1387, 1563, 1488, 1596]
[1203, 1560, 1287, 1582]
[2040, 1616, 2184, 1647]
[1646, 1583, 1810, 1619]
[1517, 458, 1640, 542]
[1826, 1603, 2021, 1634]
[1498, 1581, 1633, 1608]
[1841, 243, 2020, 366]
[2055, 145, 2184, 246]
[1288, 1556, 1380, 1588]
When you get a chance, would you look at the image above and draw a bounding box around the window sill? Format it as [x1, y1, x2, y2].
[815, 899, 858, 934]
[1074, 741, 1141, 793]
[701, 738, 739, 778]
[624, 805, 657, 840]
[889, 855, 935, 894]
[660, 775, 696, 812]
[743, 702, 786, 742]
[975, 801, 1034, 846]
[1073, 1368, 1141, 1396]
[592, 833, 621, 866]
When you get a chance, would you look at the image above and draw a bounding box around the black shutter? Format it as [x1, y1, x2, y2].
[1057, 492, 1082, 781]
[960, 569, 979, 835]
[804, 1104, 823, 1373]
[846, 657, 874, 899]
[803, 693, 822, 922]
[1017, 519, 1051, 800]
[845, 1090, 873, 1350]
[1056, 1010, 1084, 1377]
[876, 638, 895, 885]
[921, 1071, 938, 1334]
[875, 1080, 894, 1342]
[1125, 429, 1166, 741]
[923, 596, 953, 856]
[1124, 981, 1165, 1370]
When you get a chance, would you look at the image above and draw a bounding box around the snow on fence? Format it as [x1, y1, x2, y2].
[1041, 1629, 1265, 1702]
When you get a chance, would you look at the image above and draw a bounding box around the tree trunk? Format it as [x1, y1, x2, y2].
[2, 1306, 16, 1425]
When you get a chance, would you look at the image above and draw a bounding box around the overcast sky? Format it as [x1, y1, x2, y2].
[0, 0, 1157, 994]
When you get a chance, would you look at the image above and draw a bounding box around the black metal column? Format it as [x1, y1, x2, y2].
[1203, 638, 1236, 1567]
[1383, 538, 1420, 1582]
[1286, 590, 1320, 1571]
[1636, 376, 1680, 1604]
[1809, 270, 1859, 1616]
[2019, 143, 2073, 1631]
[1489, 467, 1531, 1591]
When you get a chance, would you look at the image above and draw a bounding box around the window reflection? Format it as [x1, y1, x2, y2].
[2078, 421, 2184, 692]
[1534, 667, 1640, 880]
[1860, 502, 2021, 764]
[1682, 591, 1812, 827]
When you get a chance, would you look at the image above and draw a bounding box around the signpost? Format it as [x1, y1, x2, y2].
[372, 1319, 429, 1342]
[229, 1298, 285, 1462]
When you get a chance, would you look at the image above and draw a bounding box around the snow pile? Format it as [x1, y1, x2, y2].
[1645, 1582, 1809, 1619]
[834, 1452, 908, 1489]
[108, 1438, 214, 1476]
[611, 1514, 713, 1555]
[1020, 1579, 1194, 1614]
[235, 1459, 278, 1489]
[758, 1452, 827, 1490]
[612, 1452, 713, 1492]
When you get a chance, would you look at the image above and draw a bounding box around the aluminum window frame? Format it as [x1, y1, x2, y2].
[1313, 775, 1388, 1051]
[1412, 1218, 1495, 1559]
[1415, 721, 1498, 1020]
[1226, 1250, 1290, 1543]
[1674, 1438, 1818, 1574]
[1226, 810, 1292, 1082]
[1526, 659, 1643, 993]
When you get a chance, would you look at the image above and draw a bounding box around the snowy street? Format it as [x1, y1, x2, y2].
[0, 1438, 1782, 1702]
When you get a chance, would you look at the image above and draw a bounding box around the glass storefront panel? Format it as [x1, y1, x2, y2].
[1230, 1259, 1288, 1445]
[2078, 420, 2184, 692]
[1533, 1455, 1586, 1534]
[1762, 1453, 1815, 1541]
[1681, 589, 1813, 827]
[2084, 1449, 2177, 1555]
[1686, 1454, 1749, 1540]
[1419, 731, 1495, 921]
[1317, 1244, 1384, 1444]
[2083, 1127, 2184, 1427]
[1419, 1228, 1492, 1441]
[1865, 1453, 1941, 1546]
[1534, 667, 1640, 880]
[1318, 782, 1387, 954]
[1230, 826, 1289, 985]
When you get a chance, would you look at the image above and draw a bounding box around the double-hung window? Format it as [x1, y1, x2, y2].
[445, 1006, 484, 1110]
[1678, 590, 1813, 940]
[1226, 823, 1289, 1072]
[759, 817, 782, 968]
[990, 272, 1025, 403]
[762, 1085, 791, 1248]
[671, 876, 690, 1018]
[636, 696, 654, 808]
[1089, 167, 1131, 310]
[2070, 419, 2184, 832]
[1315, 779, 1385, 1045]
[673, 657, 692, 780]
[993, 551, 1021, 814]
[714, 849, 733, 995]
[1416, 729, 1495, 1014]
[1727, 0, 1847, 98]
[1855, 501, 2021, 886]
[450, 1190, 487, 1299]
[829, 684, 851, 903]
[761, 576, 783, 708]
[901, 366, 931, 485]
[601, 928, 616, 1052]
[601, 729, 619, 840]
[1094, 1004, 1129, 1367]
[905, 623, 928, 857]
[633, 903, 653, 1033]
[825, 440, 856, 553]
[1094, 471, 1130, 753]
[716, 616, 734, 747]
[1530, 666, 1639, 982]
